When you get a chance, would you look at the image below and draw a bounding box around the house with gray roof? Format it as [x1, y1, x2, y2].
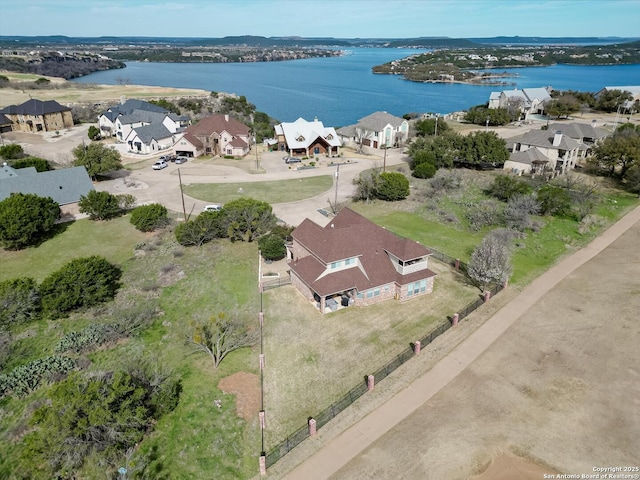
[124, 123, 177, 155]
[488, 87, 553, 120]
[288, 208, 436, 314]
[546, 122, 609, 160]
[0, 162, 94, 215]
[337, 111, 409, 150]
[98, 98, 190, 142]
[504, 129, 580, 175]
[0, 98, 74, 133]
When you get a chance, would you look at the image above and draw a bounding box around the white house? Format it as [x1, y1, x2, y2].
[337, 111, 409, 150]
[274, 117, 341, 157]
[488, 87, 553, 120]
[124, 123, 178, 155]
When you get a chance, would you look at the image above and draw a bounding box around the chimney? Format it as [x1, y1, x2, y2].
[120, 95, 126, 105]
[553, 131, 562, 147]
[224, 114, 229, 122]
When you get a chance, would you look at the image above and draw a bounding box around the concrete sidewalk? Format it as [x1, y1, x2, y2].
[280, 204, 640, 479]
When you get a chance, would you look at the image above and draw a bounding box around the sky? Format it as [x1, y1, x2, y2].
[1, 0, 639, 39]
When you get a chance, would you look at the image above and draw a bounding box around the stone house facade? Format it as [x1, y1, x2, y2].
[0, 98, 73, 133]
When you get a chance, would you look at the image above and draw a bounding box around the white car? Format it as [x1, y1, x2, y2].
[152, 160, 168, 170]
[202, 204, 223, 212]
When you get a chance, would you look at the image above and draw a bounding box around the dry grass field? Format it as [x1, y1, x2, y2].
[0, 71, 209, 107]
[261, 258, 480, 449]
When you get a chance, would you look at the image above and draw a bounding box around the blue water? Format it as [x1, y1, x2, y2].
[73, 48, 640, 126]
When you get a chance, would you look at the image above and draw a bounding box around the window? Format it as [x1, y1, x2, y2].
[407, 279, 427, 296]
[330, 261, 343, 269]
[345, 258, 355, 266]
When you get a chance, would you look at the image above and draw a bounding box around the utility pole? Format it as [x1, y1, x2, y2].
[333, 162, 340, 212]
[178, 168, 187, 221]
[383, 145, 387, 172]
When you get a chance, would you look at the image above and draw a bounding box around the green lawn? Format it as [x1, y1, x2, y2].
[0, 215, 149, 282]
[182, 176, 334, 204]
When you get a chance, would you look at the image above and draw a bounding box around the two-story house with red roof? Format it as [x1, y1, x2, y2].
[288, 208, 436, 314]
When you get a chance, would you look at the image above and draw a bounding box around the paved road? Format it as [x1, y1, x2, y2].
[95, 148, 409, 227]
[278, 203, 640, 479]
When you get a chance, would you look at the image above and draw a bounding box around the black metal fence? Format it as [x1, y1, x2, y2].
[263, 250, 504, 469]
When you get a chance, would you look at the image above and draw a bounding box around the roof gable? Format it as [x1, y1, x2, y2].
[290, 208, 433, 296]
[185, 114, 250, 137]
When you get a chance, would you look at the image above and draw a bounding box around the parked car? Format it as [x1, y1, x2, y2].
[202, 204, 223, 212]
[158, 155, 171, 161]
[284, 156, 301, 164]
[152, 160, 168, 170]
[175, 156, 188, 164]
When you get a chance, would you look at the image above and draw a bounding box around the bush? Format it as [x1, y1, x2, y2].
[0, 277, 41, 328]
[413, 161, 437, 179]
[487, 175, 532, 202]
[223, 197, 276, 242]
[0, 193, 60, 250]
[22, 369, 181, 476]
[87, 125, 101, 140]
[175, 210, 225, 246]
[10, 156, 51, 172]
[537, 184, 572, 216]
[464, 200, 504, 231]
[376, 172, 410, 201]
[130, 203, 168, 232]
[258, 234, 286, 261]
[0, 144, 24, 160]
[40, 256, 122, 318]
[78, 190, 122, 220]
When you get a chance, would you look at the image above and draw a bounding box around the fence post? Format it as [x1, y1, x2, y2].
[503, 278, 509, 288]
[259, 454, 267, 476]
[452, 313, 459, 326]
[308, 418, 317, 436]
[483, 290, 491, 302]
[259, 353, 265, 370]
[414, 340, 421, 355]
[455, 258, 460, 269]
[367, 374, 375, 391]
[259, 311, 264, 326]
[259, 410, 265, 430]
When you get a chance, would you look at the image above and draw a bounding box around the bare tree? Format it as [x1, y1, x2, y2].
[467, 229, 513, 290]
[354, 127, 372, 154]
[186, 312, 258, 369]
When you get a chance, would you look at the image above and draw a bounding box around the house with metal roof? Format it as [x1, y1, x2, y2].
[0, 98, 73, 133]
[288, 208, 436, 314]
[337, 111, 409, 151]
[274, 117, 341, 158]
[0, 162, 94, 215]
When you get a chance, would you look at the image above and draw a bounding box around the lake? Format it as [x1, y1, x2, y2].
[72, 48, 640, 126]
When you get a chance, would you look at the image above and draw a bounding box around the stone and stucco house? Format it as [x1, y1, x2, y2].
[288, 208, 436, 314]
[488, 87, 552, 120]
[0, 98, 73, 133]
[337, 111, 409, 150]
[274, 117, 341, 157]
[504, 129, 580, 175]
[174, 114, 251, 158]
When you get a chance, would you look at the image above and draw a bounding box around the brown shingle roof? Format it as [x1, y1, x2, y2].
[185, 114, 249, 137]
[290, 208, 435, 296]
